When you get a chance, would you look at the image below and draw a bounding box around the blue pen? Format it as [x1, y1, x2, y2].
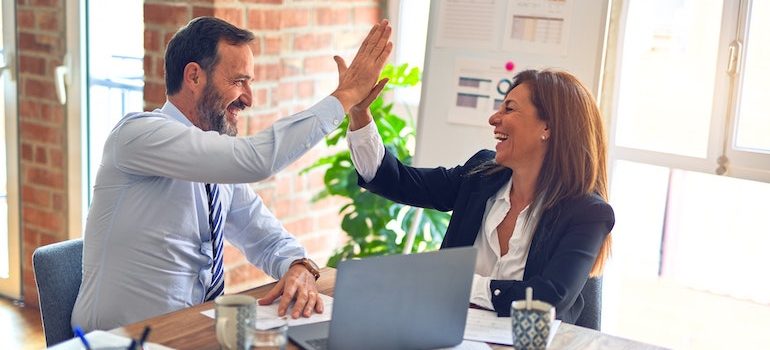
[73, 326, 92, 350]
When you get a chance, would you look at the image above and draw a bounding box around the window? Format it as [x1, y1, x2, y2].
[604, 0, 770, 348]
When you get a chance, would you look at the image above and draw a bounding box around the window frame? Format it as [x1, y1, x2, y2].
[606, 0, 769, 184]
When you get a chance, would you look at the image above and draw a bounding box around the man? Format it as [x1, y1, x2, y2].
[72, 16, 392, 331]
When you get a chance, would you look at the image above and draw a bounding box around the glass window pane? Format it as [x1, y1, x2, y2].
[734, 0, 770, 152]
[614, 0, 724, 158]
[661, 170, 770, 304]
[0, 2, 7, 278]
[87, 1, 144, 203]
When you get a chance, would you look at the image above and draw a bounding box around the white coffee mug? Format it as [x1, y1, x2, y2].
[215, 295, 256, 350]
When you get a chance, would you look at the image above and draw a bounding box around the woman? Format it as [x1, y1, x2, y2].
[346, 69, 614, 324]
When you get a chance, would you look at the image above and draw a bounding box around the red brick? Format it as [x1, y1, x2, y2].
[23, 78, 57, 100]
[282, 9, 310, 28]
[248, 38, 261, 56]
[21, 143, 33, 161]
[18, 32, 54, 53]
[255, 187, 276, 208]
[34, 146, 47, 164]
[284, 217, 314, 235]
[303, 55, 336, 74]
[144, 29, 161, 52]
[20, 100, 41, 120]
[23, 227, 40, 248]
[223, 244, 241, 266]
[29, 0, 62, 7]
[225, 264, 271, 287]
[144, 3, 191, 27]
[253, 88, 268, 107]
[299, 233, 336, 254]
[316, 8, 350, 26]
[215, 8, 244, 28]
[20, 54, 46, 76]
[280, 58, 302, 78]
[192, 6, 214, 19]
[144, 81, 166, 103]
[52, 193, 64, 211]
[239, 0, 283, 4]
[23, 206, 64, 232]
[236, 114, 248, 136]
[294, 33, 333, 51]
[39, 232, 61, 246]
[40, 103, 64, 124]
[297, 80, 314, 98]
[20, 122, 61, 145]
[155, 57, 165, 79]
[18, 9, 35, 29]
[247, 112, 279, 134]
[163, 32, 175, 48]
[247, 9, 281, 31]
[50, 148, 63, 169]
[253, 63, 281, 82]
[318, 210, 343, 230]
[277, 82, 295, 101]
[294, 174, 306, 192]
[265, 36, 281, 55]
[25, 167, 64, 188]
[353, 6, 379, 24]
[36, 10, 59, 31]
[143, 57, 153, 80]
[22, 185, 51, 208]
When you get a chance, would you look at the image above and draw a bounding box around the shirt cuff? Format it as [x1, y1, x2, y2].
[470, 274, 494, 310]
[279, 256, 307, 277]
[312, 96, 345, 133]
[347, 120, 385, 183]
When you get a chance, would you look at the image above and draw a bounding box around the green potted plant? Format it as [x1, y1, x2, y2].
[302, 63, 451, 267]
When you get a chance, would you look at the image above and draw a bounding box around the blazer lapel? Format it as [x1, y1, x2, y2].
[443, 170, 512, 248]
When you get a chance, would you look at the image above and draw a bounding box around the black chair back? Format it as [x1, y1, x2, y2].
[575, 277, 602, 330]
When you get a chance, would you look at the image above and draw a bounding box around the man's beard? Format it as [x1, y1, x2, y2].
[196, 82, 242, 136]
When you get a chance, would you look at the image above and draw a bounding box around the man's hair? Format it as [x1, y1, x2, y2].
[164, 16, 255, 95]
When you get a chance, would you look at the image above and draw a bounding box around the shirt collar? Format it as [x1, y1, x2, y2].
[159, 100, 195, 127]
[493, 177, 513, 204]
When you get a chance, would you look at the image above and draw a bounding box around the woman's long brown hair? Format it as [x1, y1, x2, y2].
[489, 69, 611, 276]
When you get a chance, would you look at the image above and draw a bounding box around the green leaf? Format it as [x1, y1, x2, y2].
[306, 63, 440, 265]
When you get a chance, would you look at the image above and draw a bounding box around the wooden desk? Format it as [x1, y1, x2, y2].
[110, 267, 665, 349]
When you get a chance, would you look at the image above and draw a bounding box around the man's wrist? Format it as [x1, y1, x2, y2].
[290, 258, 321, 280]
[331, 90, 354, 113]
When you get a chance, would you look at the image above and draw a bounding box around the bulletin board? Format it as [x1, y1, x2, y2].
[414, 0, 611, 167]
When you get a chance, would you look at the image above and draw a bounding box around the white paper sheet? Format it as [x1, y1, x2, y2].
[448, 57, 514, 127]
[48, 330, 174, 350]
[201, 294, 334, 330]
[435, 0, 499, 49]
[503, 0, 574, 55]
[439, 340, 494, 350]
[463, 308, 561, 346]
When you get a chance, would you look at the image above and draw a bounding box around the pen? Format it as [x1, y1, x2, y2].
[138, 326, 152, 348]
[73, 326, 92, 350]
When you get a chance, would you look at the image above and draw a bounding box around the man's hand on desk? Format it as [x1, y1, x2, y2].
[258, 264, 324, 319]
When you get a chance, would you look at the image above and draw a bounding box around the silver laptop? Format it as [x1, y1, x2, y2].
[288, 246, 477, 350]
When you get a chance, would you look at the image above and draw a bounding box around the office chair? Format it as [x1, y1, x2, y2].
[575, 277, 602, 330]
[32, 238, 84, 346]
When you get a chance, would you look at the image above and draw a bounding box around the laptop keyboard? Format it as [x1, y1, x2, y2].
[305, 338, 329, 350]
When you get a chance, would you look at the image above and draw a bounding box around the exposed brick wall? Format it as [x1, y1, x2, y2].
[17, 0, 69, 306]
[143, 0, 382, 293]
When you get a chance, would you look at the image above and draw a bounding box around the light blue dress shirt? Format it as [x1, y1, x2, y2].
[72, 97, 343, 331]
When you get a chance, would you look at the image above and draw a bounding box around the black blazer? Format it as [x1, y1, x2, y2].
[358, 149, 615, 324]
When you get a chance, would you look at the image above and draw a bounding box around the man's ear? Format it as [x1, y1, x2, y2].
[183, 62, 205, 92]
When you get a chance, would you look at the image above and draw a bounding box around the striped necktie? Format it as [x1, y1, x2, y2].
[204, 183, 225, 301]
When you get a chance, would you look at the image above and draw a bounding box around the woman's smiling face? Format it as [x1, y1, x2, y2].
[488, 83, 550, 169]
